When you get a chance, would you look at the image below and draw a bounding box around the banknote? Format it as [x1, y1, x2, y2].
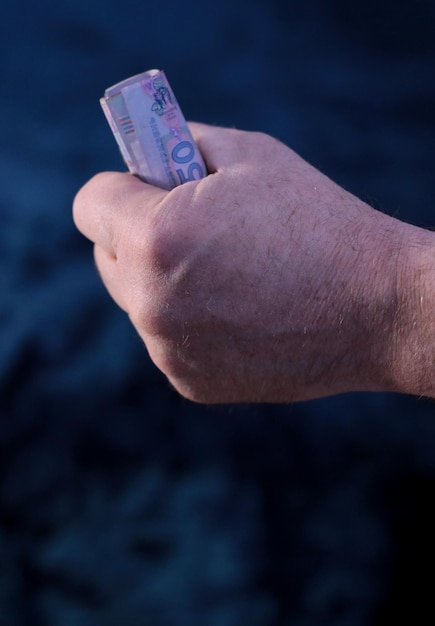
[100, 69, 207, 190]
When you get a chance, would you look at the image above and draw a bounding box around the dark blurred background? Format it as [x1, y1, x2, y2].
[1, 0, 435, 624]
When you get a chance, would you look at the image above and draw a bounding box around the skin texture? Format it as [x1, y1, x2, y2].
[73, 123, 435, 403]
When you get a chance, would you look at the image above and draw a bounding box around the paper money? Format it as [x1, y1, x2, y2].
[100, 69, 207, 190]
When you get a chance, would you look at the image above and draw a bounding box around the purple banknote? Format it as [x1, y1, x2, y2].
[100, 69, 206, 190]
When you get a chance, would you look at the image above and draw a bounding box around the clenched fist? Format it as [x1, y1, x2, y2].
[73, 123, 435, 403]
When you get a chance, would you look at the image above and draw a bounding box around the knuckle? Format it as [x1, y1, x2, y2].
[169, 379, 211, 404]
[73, 171, 127, 228]
[129, 296, 175, 340]
[138, 199, 188, 271]
[164, 362, 213, 404]
[143, 333, 214, 403]
[145, 339, 195, 392]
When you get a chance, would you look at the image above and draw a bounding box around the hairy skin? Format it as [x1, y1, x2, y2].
[73, 123, 435, 403]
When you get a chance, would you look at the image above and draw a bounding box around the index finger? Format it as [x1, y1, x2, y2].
[73, 171, 167, 256]
[188, 122, 263, 172]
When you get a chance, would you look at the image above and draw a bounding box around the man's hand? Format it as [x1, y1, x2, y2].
[73, 123, 435, 403]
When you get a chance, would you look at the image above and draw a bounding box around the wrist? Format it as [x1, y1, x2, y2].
[319, 211, 434, 399]
[387, 225, 435, 397]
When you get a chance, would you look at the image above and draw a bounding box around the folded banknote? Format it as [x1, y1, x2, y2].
[100, 69, 206, 190]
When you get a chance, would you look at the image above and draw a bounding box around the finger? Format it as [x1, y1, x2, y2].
[73, 172, 167, 256]
[188, 122, 255, 173]
[94, 244, 128, 312]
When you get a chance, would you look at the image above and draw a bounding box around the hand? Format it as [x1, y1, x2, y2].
[73, 123, 435, 403]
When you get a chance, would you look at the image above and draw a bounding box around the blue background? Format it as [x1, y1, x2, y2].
[1, 0, 435, 623]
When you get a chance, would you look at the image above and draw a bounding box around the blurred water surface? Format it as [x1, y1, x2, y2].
[1, 1, 435, 624]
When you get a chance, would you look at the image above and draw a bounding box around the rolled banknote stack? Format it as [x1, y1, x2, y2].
[100, 69, 207, 190]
